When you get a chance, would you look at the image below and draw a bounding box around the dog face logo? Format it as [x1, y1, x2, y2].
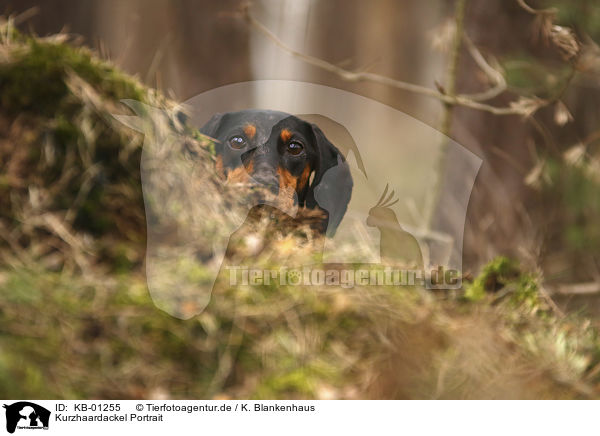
[200, 109, 353, 235]
[3, 402, 50, 434]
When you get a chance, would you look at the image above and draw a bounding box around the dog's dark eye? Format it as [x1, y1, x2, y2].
[228, 135, 247, 149]
[287, 141, 304, 155]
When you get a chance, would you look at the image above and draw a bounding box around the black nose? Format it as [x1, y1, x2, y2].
[252, 171, 279, 194]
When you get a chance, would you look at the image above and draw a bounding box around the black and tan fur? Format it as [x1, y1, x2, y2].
[200, 109, 353, 236]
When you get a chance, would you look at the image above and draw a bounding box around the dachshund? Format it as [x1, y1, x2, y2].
[200, 109, 353, 236]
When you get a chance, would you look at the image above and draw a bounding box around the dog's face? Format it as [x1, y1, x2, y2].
[200, 109, 353, 235]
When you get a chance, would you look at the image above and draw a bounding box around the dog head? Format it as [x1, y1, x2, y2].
[200, 109, 353, 235]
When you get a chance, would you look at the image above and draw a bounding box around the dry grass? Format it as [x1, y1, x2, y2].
[1, 20, 600, 400]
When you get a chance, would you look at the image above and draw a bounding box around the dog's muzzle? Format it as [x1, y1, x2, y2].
[251, 167, 279, 194]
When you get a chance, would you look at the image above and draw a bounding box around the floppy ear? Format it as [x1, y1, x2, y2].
[199, 113, 226, 154]
[200, 113, 226, 137]
[306, 125, 353, 237]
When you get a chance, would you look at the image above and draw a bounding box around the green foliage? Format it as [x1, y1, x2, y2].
[0, 263, 598, 399]
[0, 38, 146, 117]
[0, 28, 218, 271]
[502, 55, 572, 98]
[0, 29, 186, 269]
[466, 257, 519, 297]
[464, 257, 540, 311]
[545, 0, 600, 41]
[0, 268, 215, 398]
[532, 152, 600, 284]
[1, 20, 599, 401]
[545, 157, 600, 252]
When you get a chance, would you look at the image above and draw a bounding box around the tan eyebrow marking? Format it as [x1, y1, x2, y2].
[280, 129, 292, 142]
[243, 124, 256, 139]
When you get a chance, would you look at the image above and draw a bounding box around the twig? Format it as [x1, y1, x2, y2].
[582, 129, 600, 148]
[462, 34, 506, 102]
[488, 145, 529, 174]
[551, 282, 600, 296]
[0, 222, 33, 266]
[441, 0, 468, 137]
[516, 0, 557, 16]
[0, 8, 39, 45]
[241, 4, 540, 117]
[538, 284, 565, 318]
[428, 0, 469, 229]
[64, 164, 102, 224]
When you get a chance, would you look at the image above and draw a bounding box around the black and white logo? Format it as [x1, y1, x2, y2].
[3, 402, 50, 434]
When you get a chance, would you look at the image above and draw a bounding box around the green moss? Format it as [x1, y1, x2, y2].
[509, 273, 540, 308]
[1, 263, 599, 399]
[2, 271, 43, 304]
[256, 368, 318, 398]
[253, 357, 340, 399]
[1, 20, 599, 401]
[0, 31, 162, 268]
[191, 130, 217, 156]
[0, 39, 145, 117]
[464, 257, 541, 310]
[465, 257, 520, 301]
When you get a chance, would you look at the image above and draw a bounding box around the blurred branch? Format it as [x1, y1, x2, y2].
[241, 4, 545, 117]
[242, 5, 443, 98]
[551, 282, 600, 296]
[428, 0, 469, 230]
[0, 8, 38, 45]
[3, 7, 39, 26]
[516, 0, 580, 62]
[538, 284, 565, 318]
[462, 35, 506, 102]
[440, 0, 468, 136]
[516, 0, 557, 16]
[0, 223, 32, 266]
[583, 129, 600, 147]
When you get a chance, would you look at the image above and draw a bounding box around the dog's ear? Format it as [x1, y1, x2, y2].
[199, 113, 226, 154]
[306, 124, 353, 237]
[200, 113, 225, 138]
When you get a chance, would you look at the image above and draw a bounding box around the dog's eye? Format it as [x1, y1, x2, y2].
[287, 141, 304, 155]
[228, 135, 247, 149]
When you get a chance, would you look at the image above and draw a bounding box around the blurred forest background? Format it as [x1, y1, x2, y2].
[1, 0, 600, 399]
